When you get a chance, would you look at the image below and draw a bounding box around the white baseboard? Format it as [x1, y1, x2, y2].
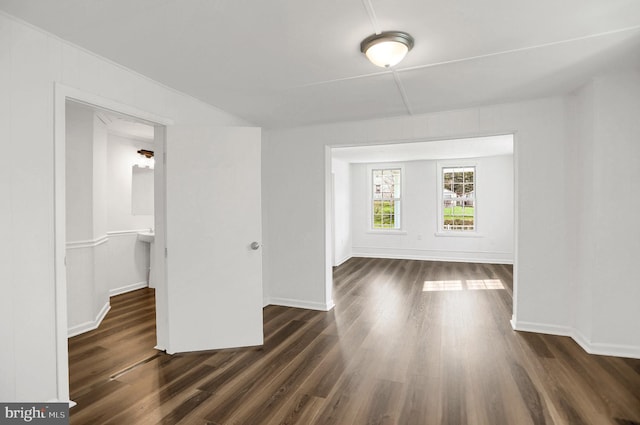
[67, 302, 110, 338]
[511, 319, 572, 337]
[351, 249, 513, 264]
[109, 281, 148, 297]
[68, 282, 148, 337]
[266, 297, 335, 311]
[571, 328, 640, 359]
[511, 319, 640, 359]
[333, 254, 352, 267]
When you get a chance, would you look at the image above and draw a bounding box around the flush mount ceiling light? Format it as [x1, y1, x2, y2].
[360, 31, 414, 68]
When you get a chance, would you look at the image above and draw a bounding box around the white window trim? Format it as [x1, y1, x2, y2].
[436, 160, 480, 236]
[366, 230, 408, 235]
[367, 164, 405, 232]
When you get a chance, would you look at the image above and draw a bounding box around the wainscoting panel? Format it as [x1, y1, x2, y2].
[66, 230, 151, 336]
[107, 230, 151, 294]
[66, 244, 99, 331]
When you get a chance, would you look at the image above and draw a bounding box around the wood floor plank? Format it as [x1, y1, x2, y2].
[353, 378, 404, 425]
[222, 334, 339, 425]
[69, 259, 640, 425]
[71, 354, 209, 425]
[265, 394, 326, 425]
[198, 331, 329, 423]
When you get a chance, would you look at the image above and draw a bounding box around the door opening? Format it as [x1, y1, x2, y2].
[64, 99, 162, 400]
[326, 134, 517, 315]
[54, 84, 171, 404]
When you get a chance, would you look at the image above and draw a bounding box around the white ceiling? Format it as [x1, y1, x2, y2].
[2, 0, 640, 129]
[95, 109, 155, 141]
[332, 134, 513, 163]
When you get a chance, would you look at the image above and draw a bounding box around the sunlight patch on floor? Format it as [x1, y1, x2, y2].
[422, 280, 463, 291]
[467, 279, 504, 290]
[423, 279, 504, 292]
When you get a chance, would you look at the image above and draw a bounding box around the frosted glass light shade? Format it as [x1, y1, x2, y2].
[360, 31, 414, 68]
[365, 41, 409, 68]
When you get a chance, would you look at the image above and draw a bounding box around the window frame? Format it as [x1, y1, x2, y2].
[368, 164, 405, 232]
[436, 161, 479, 235]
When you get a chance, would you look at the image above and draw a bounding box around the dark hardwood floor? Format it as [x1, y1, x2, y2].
[68, 258, 640, 425]
[68, 287, 158, 401]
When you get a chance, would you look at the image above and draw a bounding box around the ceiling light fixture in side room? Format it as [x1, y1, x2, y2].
[360, 31, 414, 68]
[137, 149, 155, 168]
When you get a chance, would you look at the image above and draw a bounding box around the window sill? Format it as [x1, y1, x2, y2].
[434, 231, 485, 238]
[367, 230, 408, 235]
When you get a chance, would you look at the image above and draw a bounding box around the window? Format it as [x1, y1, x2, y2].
[441, 166, 475, 231]
[371, 168, 401, 229]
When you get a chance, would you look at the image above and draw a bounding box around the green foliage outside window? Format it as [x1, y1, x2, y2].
[372, 169, 401, 229]
[443, 167, 475, 231]
[373, 200, 397, 228]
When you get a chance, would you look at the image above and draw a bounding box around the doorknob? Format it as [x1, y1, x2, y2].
[250, 241, 261, 250]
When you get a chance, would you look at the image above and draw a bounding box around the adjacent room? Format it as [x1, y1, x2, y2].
[330, 135, 514, 267]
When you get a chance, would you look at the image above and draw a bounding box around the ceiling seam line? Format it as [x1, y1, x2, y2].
[298, 24, 640, 88]
[361, 0, 381, 34]
[392, 69, 413, 116]
[397, 24, 640, 73]
[297, 71, 391, 88]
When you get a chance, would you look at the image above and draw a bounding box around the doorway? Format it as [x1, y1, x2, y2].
[65, 101, 157, 333]
[64, 99, 161, 399]
[54, 84, 171, 403]
[325, 134, 517, 317]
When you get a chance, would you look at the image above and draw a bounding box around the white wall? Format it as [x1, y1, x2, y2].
[107, 134, 154, 232]
[65, 103, 101, 334]
[589, 72, 640, 352]
[65, 102, 96, 331]
[566, 80, 596, 349]
[331, 158, 352, 266]
[65, 102, 94, 241]
[567, 70, 640, 357]
[263, 98, 570, 331]
[92, 115, 108, 239]
[106, 133, 154, 296]
[91, 114, 110, 324]
[0, 12, 249, 402]
[65, 103, 110, 334]
[349, 155, 513, 263]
